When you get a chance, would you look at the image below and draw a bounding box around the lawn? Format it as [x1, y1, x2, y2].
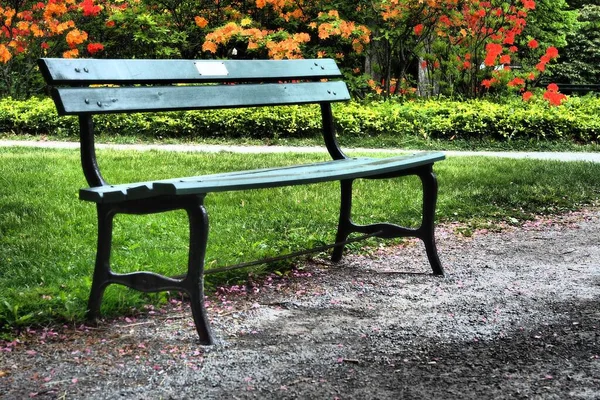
[1, 146, 599, 330]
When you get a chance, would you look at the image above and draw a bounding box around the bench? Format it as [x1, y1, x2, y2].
[538, 83, 600, 95]
[555, 84, 600, 95]
[38, 58, 445, 345]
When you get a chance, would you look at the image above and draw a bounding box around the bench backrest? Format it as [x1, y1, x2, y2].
[38, 58, 351, 187]
[39, 58, 349, 114]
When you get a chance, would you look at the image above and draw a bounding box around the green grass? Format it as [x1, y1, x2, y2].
[1, 147, 600, 331]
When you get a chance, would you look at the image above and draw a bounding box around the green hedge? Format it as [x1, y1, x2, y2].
[1, 95, 600, 142]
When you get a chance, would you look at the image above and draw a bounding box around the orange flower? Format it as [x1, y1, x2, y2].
[63, 48, 79, 58]
[352, 39, 364, 53]
[65, 29, 88, 47]
[522, 91, 533, 101]
[202, 41, 217, 53]
[195, 16, 208, 29]
[31, 23, 44, 37]
[0, 44, 12, 63]
[318, 23, 332, 39]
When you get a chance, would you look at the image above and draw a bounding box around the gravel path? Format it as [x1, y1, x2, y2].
[1, 209, 599, 399]
[2, 139, 600, 163]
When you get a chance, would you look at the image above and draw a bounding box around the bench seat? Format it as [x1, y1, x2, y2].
[80, 152, 445, 203]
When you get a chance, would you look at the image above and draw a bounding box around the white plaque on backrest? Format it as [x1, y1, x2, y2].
[194, 62, 229, 76]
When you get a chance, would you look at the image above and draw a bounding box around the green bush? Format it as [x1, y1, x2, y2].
[1, 95, 599, 143]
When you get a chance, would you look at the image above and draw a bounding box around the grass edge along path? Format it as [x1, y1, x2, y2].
[1, 146, 599, 333]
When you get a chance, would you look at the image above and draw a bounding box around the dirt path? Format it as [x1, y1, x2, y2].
[1, 210, 599, 399]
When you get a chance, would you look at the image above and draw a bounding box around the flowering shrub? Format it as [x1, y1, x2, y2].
[2, 95, 599, 142]
[0, 0, 572, 105]
[0, 0, 106, 97]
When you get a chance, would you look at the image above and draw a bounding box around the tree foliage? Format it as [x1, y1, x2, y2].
[0, 0, 104, 97]
[0, 0, 581, 105]
[552, 3, 600, 84]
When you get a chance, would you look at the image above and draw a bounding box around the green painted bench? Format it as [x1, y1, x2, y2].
[38, 58, 445, 344]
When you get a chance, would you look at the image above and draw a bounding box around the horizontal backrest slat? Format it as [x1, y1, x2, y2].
[39, 58, 342, 85]
[53, 81, 350, 114]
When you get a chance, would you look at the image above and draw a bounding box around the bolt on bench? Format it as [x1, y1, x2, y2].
[38, 58, 445, 344]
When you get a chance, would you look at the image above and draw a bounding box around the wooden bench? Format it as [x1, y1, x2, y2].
[555, 84, 600, 95]
[538, 83, 600, 95]
[38, 58, 445, 344]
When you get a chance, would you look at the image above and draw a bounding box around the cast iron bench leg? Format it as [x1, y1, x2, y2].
[331, 169, 444, 276]
[183, 198, 213, 345]
[331, 179, 353, 262]
[418, 166, 444, 276]
[86, 198, 214, 345]
[87, 204, 114, 322]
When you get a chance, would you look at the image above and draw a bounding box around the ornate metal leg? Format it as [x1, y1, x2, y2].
[418, 167, 445, 276]
[183, 197, 214, 345]
[332, 179, 354, 262]
[87, 204, 115, 321]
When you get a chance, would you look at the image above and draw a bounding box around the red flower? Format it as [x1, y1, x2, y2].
[545, 46, 559, 59]
[87, 42, 104, 54]
[413, 24, 424, 36]
[486, 43, 503, 57]
[543, 90, 566, 106]
[547, 83, 559, 92]
[522, 91, 533, 101]
[80, 0, 102, 17]
[535, 62, 546, 72]
[522, 0, 536, 10]
[508, 77, 525, 87]
[484, 43, 503, 66]
[527, 39, 538, 49]
[481, 79, 497, 89]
